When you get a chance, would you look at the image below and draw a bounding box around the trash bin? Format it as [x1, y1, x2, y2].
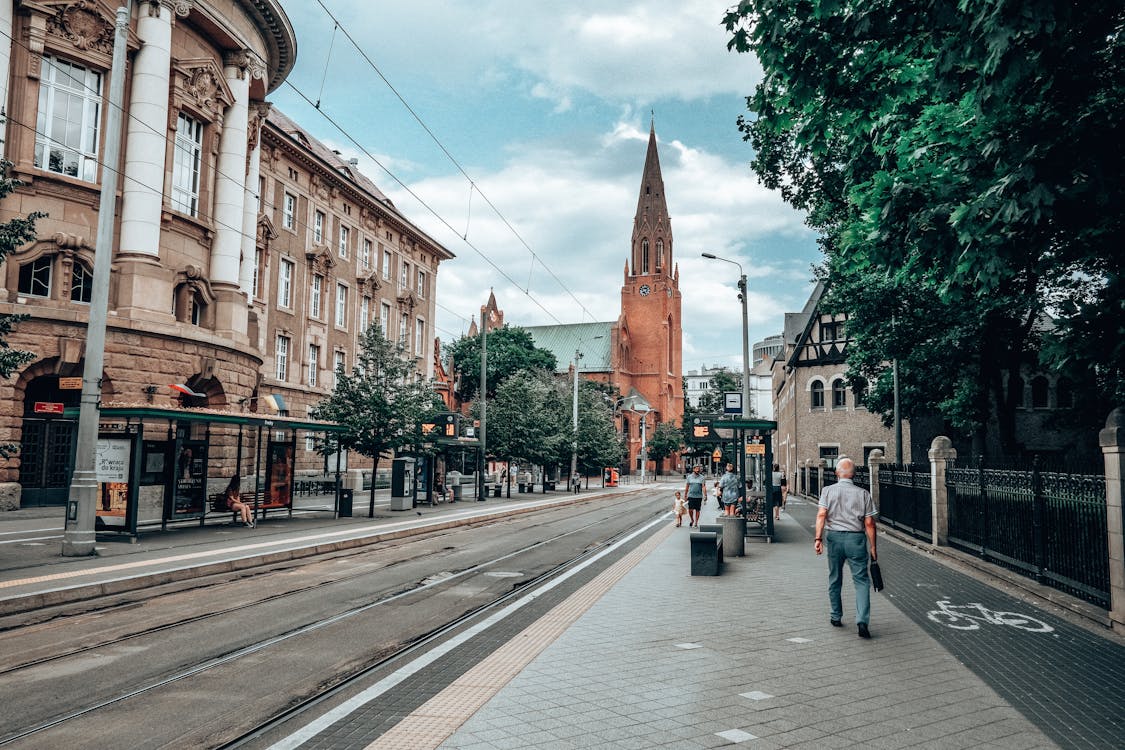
[338, 488, 353, 517]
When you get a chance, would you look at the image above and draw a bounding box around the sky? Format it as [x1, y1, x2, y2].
[270, 0, 823, 372]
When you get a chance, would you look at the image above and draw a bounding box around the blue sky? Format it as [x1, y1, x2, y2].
[271, 0, 823, 371]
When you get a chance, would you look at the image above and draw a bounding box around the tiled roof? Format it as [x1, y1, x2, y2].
[523, 322, 615, 373]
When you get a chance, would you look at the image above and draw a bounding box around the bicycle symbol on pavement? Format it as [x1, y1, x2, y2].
[926, 600, 1054, 633]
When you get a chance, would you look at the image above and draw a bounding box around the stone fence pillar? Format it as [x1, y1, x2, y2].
[868, 449, 884, 511]
[1100, 407, 1125, 634]
[928, 437, 956, 547]
[816, 458, 826, 497]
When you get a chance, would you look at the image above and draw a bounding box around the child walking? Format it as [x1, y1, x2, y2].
[673, 490, 687, 527]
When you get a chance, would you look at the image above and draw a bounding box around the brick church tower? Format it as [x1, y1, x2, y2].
[613, 121, 684, 471]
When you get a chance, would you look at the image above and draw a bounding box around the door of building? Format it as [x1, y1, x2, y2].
[18, 418, 77, 506]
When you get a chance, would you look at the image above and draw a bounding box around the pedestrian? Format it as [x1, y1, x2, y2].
[779, 465, 789, 512]
[672, 490, 686, 527]
[683, 464, 706, 527]
[222, 474, 254, 527]
[710, 480, 722, 513]
[814, 457, 878, 639]
[772, 463, 785, 520]
[719, 463, 742, 517]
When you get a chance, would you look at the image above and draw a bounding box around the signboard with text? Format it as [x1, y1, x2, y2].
[33, 402, 64, 414]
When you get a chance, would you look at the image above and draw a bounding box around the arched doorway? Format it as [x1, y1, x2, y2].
[19, 375, 81, 506]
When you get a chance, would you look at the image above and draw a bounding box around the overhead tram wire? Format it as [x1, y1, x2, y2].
[311, 0, 598, 324]
[282, 80, 565, 326]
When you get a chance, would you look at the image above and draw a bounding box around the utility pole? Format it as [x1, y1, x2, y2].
[570, 349, 580, 484]
[478, 319, 487, 500]
[63, 3, 131, 556]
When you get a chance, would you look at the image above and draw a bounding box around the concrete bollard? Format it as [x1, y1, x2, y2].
[720, 515, 746, 557]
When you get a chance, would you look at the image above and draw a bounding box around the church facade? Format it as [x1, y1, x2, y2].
[523, 122, 684, 474]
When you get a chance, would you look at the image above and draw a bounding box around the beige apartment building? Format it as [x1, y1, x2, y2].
[0, 0, 451, 507]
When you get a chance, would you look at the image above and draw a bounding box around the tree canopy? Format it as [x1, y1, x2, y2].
[697, 368, 743, 414]
[484, 369, 570, 469]
[724, 0, 1124, 451]
[647, 421, 684, 475]
[445, 325, 557, 401]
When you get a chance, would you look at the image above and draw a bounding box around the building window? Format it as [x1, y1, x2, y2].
[252, 248, 262, 298]
[656, 239, 664, 270]
[18, 257, 51, 297]
[415, 318, 425, 354]
[362, 238, 372, 269]
[313, 210, 325, 244]
[400, 261, 409, 290]
[853, 377, 868, 408]
[360, 296, 370, 332]
[820, 320, 841, 342]
[382, 249, 392, 280]
[275, 335, 290, 380]
[641, 238, 650, 274]
[819, 445, 840, 470]
[380, 302, 390, 335]
[416, 270, 426, 298]
[283, 193, 296, 229]
[335, 283, 347, 327]
[309, 274, 323, 318]
[862, 445, 885, 465]
[334, 350, 346, 388]
[398, 314, 408, 348]
[278, 258, 294, 307]
[1031, 376, 1049, 409]
[338, 225, 349, 258]
[71, 262, 92, 303]
[34, 56, 102, 183]
[308, 344, 320, 387]
[171, 113, 203, 215]
[831, 378, 847, 409]
[810, 380, 825, 409]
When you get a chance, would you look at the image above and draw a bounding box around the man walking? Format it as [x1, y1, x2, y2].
[683, 464, 706, 527]
[814, 457, 878, 638]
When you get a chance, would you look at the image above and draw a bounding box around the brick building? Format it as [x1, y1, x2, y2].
[0, 0, 451, 507]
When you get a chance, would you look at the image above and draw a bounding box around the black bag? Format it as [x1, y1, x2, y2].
[870, 560, 885, 592]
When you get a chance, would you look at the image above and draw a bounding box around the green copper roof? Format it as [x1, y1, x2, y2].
[523, 322, 615, 373]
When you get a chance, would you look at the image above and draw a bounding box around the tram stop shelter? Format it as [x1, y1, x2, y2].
[61, 403, 348, 539]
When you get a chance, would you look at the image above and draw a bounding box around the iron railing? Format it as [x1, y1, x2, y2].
[946, 459, 1108, 608]
[877, 463, 932, 541]
[852, 465, 870, 493]
[807, 469, 820, 498]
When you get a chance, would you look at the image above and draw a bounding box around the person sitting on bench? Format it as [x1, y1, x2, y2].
[223, 474, 254, 527]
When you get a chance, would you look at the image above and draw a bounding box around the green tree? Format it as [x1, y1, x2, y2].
[311, 325, 436, 516]
[724, 0, 1125, 452]
[0, 155, 43, 457]
[646, 421, 683, 476]
[576, 381, 624, 476]
[485, 369, 570, 473]
[446, 325, 557, 401]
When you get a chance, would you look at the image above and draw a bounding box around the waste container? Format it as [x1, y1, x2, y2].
[338, 488, 353, 517]
[390, 457, 414, 511]
[447, 471, 463, 501]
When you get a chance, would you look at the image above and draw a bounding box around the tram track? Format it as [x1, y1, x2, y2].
[0, 496, 668, 748]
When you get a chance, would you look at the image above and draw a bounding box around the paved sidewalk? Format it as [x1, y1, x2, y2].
[437, 506, 1061, 750]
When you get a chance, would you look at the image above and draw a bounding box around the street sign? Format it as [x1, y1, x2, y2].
[711, 449, 722, 461]
[723, 392, 742, 414]
[745, 443, 766, 455]
[688, 416, 715, 442]
[34, 402, 64, 414]
[58, 377, 83, 389]
[720, 418, 778, 431]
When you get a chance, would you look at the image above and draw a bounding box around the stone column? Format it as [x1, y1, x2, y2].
[0, 0, 12, 155]
[868, 448, 884, 511]
[239, 101, 270, 297]
[1099, 408, 1125, 634]
[928, 437, 956, 547]
[210, 50, 263, 338]
[115, 0, 189, 321]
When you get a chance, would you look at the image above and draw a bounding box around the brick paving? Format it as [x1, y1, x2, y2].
[434, 499, 1081, 749]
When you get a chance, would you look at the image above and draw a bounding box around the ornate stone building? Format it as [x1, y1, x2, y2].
[0, 0, 451, 506]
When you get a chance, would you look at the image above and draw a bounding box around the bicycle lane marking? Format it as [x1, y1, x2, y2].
[875, 541, 1122, 750]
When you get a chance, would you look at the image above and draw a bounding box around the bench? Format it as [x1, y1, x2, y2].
[209, 491, 289, 523]
[691, 525, 724, 576]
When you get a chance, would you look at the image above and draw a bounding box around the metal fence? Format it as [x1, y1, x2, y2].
[946, 460, 1108, 608]
[877, 463, 932, 541]
[852, 465, 870, 493]
[807, 468, 820, 498]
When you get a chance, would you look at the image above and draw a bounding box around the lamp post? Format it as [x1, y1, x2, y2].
[702, 252, 751, 505]
[571, 335, 604, 488]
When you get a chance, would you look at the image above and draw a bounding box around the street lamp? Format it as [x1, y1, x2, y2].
[702, 252, 752, 505]
[618, 394, 652, 483]
[571, 335, 604, 488]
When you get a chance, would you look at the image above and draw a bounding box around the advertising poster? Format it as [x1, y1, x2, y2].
[173, 441, 207, 516]
[95, 439, 131, 526]
[266, 442, 293, 508]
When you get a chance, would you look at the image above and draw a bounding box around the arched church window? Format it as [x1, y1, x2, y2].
[656, 239, 664, 270]
[18, 257, 52, 297]
[641, 239, 650, 274]
[71, 263, 92, 303]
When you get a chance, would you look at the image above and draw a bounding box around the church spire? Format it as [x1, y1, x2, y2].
[631, 120, 672, 277]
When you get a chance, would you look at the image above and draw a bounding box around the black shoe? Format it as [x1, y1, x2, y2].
[857, 623, 871, 639]
[830, 619, 843, 628]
